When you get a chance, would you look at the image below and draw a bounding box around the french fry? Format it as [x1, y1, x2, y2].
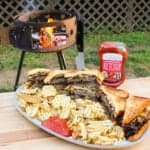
[17, 98, 27, 109]
[79, 122, 87, 140]
[26, 104, 39, 117]
[17, 93, 41, 104]
[37, 109, 52, 121]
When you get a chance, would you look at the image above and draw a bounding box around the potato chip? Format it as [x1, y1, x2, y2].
[41, 85, 57, 97]
[39, 101, 50, 111]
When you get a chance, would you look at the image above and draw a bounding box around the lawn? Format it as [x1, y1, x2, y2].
[0, 31, 150, 92]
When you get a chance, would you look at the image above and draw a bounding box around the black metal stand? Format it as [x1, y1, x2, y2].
[14, 51, 25, 90]
[13, 50, 66, 91]
[57, 51, 66, 70]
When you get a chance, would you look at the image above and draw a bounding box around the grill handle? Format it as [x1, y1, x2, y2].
[73, 10, 84, 53]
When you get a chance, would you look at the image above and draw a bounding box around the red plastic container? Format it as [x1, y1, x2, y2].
[98, 42, 128, 87]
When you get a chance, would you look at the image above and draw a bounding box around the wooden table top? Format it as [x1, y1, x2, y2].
[0, 77, 150, 150]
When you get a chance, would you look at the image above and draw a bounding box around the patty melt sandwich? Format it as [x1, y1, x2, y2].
[44, 69, 104, 100]
[122, 96, 150, 141]
[99, 86, 128, 122]
[25, 68, 50, 89]
[44, 70, 68, 89]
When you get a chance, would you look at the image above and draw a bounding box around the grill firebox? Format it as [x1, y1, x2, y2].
[9, 10, 79, 52]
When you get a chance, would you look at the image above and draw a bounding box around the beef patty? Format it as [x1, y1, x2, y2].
[123, 117, 148, 138]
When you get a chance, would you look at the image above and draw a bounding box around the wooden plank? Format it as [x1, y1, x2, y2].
[120, 77, 150, 98]
[0, 129, 49, 146]
[0, 137, 87, 150]
[0, 107, 39, 133]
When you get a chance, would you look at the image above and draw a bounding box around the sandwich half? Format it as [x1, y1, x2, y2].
[24, 68, 50, 89]
[44, 70, 68, 89]
[44, 69, 104, 91]
[122, 96, 150, 141]
[99, 86, 128, 122]
[64, 69, 104, 85]
[64, 69, 104, 100]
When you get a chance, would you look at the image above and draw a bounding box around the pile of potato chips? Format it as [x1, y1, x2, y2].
[17, 85, 125, 145]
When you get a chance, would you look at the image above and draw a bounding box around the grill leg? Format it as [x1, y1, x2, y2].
[59, 51, 66, 69]
[14, 51, 25, 91]
[57, 51, 66, 70]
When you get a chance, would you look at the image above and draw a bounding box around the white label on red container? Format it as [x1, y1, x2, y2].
[103, 53, 122, 61]
[102, 53, 123, 82]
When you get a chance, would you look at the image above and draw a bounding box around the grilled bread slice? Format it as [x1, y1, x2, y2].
[44, 70, 68, 84]
[122, 96, 150, 141]
[99, 86, 128, 122]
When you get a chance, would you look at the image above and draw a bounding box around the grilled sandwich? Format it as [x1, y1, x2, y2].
[25, 68, 50, 89]
[99, 86, 128, 122]
[122, 96, 150, 141]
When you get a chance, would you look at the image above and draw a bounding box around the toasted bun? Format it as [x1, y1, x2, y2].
[101, 86, 126, 117]
[44, 70, 67, 83]
[122, 96, 150, 125]
[108, 95, 126, 117]
[27, 68, 50, 76]
[128, 121, 149, 141]
[101, 86, 129, 99]
[64, 69, 104, 82]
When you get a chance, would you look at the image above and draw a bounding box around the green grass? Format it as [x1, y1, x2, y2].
[0, 45, 78, 70]
[0, 88, 12, 93]
[0, 31, 150, 92]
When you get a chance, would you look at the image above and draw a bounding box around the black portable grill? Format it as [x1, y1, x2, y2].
[9, 9, 84, 90]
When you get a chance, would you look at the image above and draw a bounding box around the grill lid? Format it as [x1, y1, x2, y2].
[9, 10, 77, 52]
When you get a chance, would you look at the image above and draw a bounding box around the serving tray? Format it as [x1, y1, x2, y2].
[15, 86, 150, 149]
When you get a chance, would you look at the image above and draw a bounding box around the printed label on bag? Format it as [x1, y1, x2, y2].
[102, 53, 123, 82]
